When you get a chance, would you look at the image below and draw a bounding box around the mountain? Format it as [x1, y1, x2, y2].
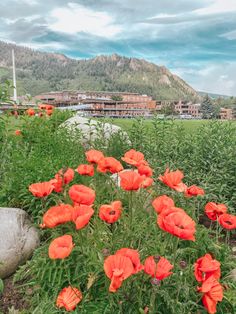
[0, 41, 199, 100]
[198, 91, 232, 99]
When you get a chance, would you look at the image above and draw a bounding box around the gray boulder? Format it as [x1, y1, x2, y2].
[61, 115, 130, 144]
[0, 208, 40, 279]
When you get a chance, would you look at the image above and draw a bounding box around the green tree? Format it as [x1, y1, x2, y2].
[200, 95, 216, 119]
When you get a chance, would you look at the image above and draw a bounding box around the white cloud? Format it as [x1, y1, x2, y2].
[195, 0, 236, 15]
[49, 2, 122, 38]
[220, 29, 236, 40]
[187, 63, 236, 95]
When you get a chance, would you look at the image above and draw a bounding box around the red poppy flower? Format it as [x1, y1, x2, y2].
[29, 181, 54, 198]
[76, 164, 94, 176]
[26, 108, 35, 116]
[48, 235, 74, 259]
[115, 248, 144, 274]
[218, 213, 236, 230]
[194, 254, 221, 282]
[38, 104, 47, 110]
[104, 254, 134, 292]
[46, 109, 53, 116]
[152, 195, 175, 214]
[50, 178, 63, 193]
[119, 170, 144, 191]
[137, 164, 153, 177]
[144, 256, 173, 280]
[56, 286, 82, 312]
[45, 104, 54, 110]
[57, 168, 75, 185]
[72, 205, 94, 229]
[121, 149, 146, 167]
[97, 157, 124, 174]
[205, 202, 227, 221]
[69, 184, 95, 205]
[85, 149, 104, 164]
[141, 176, 154, 188]
[15, 129, 22, 136]
[185, 185, 205, 197]
[41, 204, 73, 228]
[197, 276, 223, 314]
[158, 168, 187, 192]
[99, 201, 122, 224]
[157, 207, 196, 241]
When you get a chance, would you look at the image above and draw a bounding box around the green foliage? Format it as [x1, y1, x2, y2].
[201, 95, 219, 119]
[0, 80, 13, 103]
[0, 41, 199, 100]
[111, 95, 123, 101]
[1, 113, 236, 313]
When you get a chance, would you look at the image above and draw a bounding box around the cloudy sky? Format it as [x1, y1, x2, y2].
[1, 0, 236, 95]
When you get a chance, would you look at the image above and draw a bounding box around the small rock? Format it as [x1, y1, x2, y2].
[0, 208, 40, 279]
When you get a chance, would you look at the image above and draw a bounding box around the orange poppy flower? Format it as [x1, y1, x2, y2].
[158, 168, 187, 192]
[38, 104, 47, 110]
[85, 149, 104, 164]
[57, 168, 75, 185]
[104, 254, 134, 292]
[76, 164, 94, 176]
[205, 202, 227, 221]
[69, 184, 95, 205]
[197, 276, 223, 314]
[46, 109, 53, 116]
[41, 204, 73, 228]
[48, 235, 74, 259]
[119, 170, 144, 191]
[141, 177, 154, 188]
[218, 213, 236, 230]
[29, 181, 54, 198]
[144, 256, 173, 280]
[115, 248, 144, 274]
[99, 201, 122, 224]
[194, 254, 221, 282]
[56, 286, 82, 312]
[72, 205, 94, 229]
[45, 104, 54, 110]
[157, 207, 196, 241]
[97, 157, 124, 174]
[185, 185, 205, 197]
[26, 108, 35, 116]
[137, 164, 153, 177]
[152, 195, 175, 214]
[121, 149, 146, 167]
[15, 129, 22, 136]
[50, 178, 63, 193]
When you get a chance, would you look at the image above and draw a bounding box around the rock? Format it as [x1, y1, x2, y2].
[61, 115, 130, 144]
[0, 208, 40, 279]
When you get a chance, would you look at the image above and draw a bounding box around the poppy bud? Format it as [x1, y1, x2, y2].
[102, 248, 110, 257]
[150, 278, 161, 286]
[153, 255, 161, 263]
[179, 260, 187, 269]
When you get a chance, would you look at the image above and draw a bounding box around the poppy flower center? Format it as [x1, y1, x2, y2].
[109, 210, 116, 215]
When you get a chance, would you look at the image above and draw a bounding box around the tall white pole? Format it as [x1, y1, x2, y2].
[12, 49, 17, 102]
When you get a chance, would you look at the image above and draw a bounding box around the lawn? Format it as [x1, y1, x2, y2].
[1, 111, 236, 314]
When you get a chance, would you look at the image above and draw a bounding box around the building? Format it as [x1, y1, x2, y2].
[35, 90, 157, 118]
[219, 108, 236, 120]
[174, 101, 201, 118]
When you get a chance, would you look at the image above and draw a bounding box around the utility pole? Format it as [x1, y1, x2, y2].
[12, 49, 17, 102]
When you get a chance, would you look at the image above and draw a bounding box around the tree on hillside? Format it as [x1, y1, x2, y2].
[200, 95, 218, 119]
